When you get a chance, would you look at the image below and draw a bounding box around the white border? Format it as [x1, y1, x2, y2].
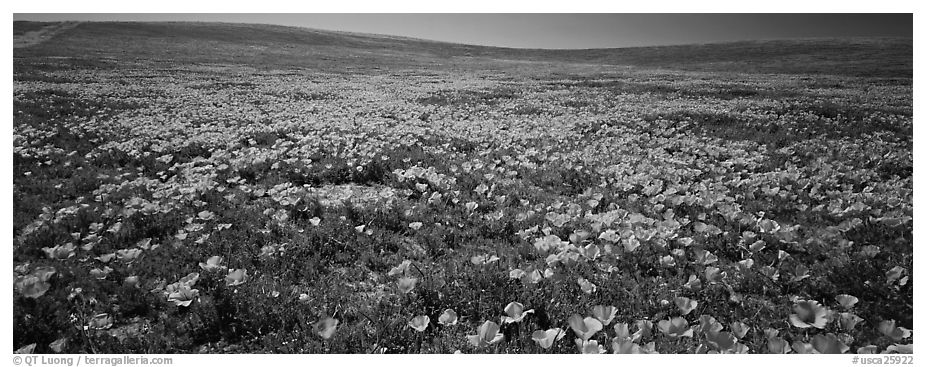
[5, 2, 922, 366]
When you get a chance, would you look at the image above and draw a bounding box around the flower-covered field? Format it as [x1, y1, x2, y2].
[13, 22, 913, 354]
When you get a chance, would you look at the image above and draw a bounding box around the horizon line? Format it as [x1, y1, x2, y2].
[12, 18, 914, 50]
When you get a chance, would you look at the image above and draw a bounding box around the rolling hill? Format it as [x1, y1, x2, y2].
[13, 21, 913, 78]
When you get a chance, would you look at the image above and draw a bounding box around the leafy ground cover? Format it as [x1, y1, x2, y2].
[12, 22, 912, 354]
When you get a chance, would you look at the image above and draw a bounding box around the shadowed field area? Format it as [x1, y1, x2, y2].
[13, 21, 912, 354]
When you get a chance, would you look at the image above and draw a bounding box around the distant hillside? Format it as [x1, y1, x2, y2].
[13, 21, 912, 78]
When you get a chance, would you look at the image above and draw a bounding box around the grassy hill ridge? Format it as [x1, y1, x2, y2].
[13, 21, 912, 78]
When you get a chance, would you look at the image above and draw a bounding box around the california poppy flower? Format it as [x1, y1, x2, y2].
[838, 312, 863, 330]
[736, 259, 754, 271]
[14, 344, 36, 354]
[88, 313, 113, 330]
[397, 277, 417, 294]
[704, 267, 725, 284]
[858, 245, 880, 258]
[577, 277, 597, 294]
[124, 275, 139, 288]
[96, 253, 116, 263]
[388, 260, 412, 277]
[789, 264, 810, 282]
[470, 254, 500, 265]
[531, 328, 563, 349]
[878, 320, 912, 341]
[683, 274, 702, 291]
[49, 337, 68, 353]
[89, 266, 113, 280]
[116, 248, 143, 263]
[791, 341, 815, 354]
[764, 327, 780, 338]
[612, 338, 643, 354]
[677, 237, 695, 247]
[730, 322, 750, 339]
[885, 266, 907, 286]
[633, 320, 653, 341]
[135, 238, 153, 249]
[438, 309, 458, 326]
[501, 302, 533, 324]
[693, 249, 718, 265]
[856, 345, 879, 354]
[749, 240, 766, 253]
[579, 244, 600, 260]
[569, 229, 592, 244]
[591, 305, 617, 325]
[704, 330, 736, 351]
[467, 320, 504, 347]
[757, 218, 780, 233]
[15, 275, 51, 299]
[314, 317, 338, 339]
[408, 315, 429, 332]
[167, 285, 199, 307]
[675, 297, 698, 316]
[811, 333, 849, 354]
[178, 272, 200, 287]
[519, 269, 542, 285]
[622, 237, 641, 253]
[534, 235, 567, 253]
[575, 339, 606, 354]
[886, 344, 913, 354]
[568, 314, 603, 341]
[198, 256, 226, 271]
[225, 269, 248, 286]
[835, 294, 859, 309]
[613, 322, 631, 340]
[42, 243, 76, 260]
[696, 315, 723, 334]
[727, 343, 750, 354]
[789, 299, 829, 329]
[658, 317, 692, 338]
[767, 337, 790, 353]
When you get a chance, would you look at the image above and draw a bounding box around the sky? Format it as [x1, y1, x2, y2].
[12, 13, 914, 49]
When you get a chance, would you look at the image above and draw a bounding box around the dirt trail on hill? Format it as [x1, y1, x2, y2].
[14, 22, 81, 48]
